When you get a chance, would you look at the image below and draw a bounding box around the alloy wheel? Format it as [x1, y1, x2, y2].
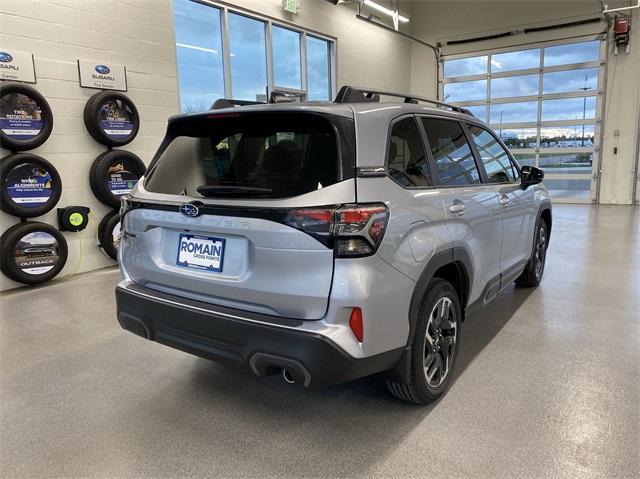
[423, 296, 457, 388]
[535, 226, 547, 280]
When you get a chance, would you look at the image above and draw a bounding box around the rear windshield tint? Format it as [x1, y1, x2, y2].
[145, 112, 353, 199]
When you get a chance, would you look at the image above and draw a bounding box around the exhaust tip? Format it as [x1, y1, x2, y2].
[282, 369, 296, 384]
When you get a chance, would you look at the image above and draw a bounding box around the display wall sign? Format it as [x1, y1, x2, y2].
[0, 50, 36, 83]
[77, 60, 127, 91]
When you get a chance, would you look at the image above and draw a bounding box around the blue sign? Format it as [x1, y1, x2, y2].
[0, 52, 13, 63]
[95, 64, 110, 75]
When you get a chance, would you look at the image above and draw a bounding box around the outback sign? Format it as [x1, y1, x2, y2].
[0, 50, 36, 83]
[78, 60, 127, 91]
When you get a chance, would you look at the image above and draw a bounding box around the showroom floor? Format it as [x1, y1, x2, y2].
[1, 205, 638, 478]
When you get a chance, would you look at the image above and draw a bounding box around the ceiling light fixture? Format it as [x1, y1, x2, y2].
[363, 0, 409, 23]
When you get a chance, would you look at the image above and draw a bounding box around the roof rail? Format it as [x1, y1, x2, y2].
[334, 86, 473, 116]
[211, 98, 264, 110]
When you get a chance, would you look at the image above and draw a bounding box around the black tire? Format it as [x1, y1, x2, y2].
[0, 221, 68, 285]
[83, 91, 140, 147]
[98, 210, 121, 261]
[89, 150, 145, 207]
[386, 278, 462, 404]
[515, 219, 549, 288]
[0, 153, 62, 218]
[0, 82, 54, 151]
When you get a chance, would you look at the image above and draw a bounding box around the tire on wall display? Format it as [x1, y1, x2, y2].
[83, 91, 140, 147]
[0, 82, 54, 151]
[89, 150, 145, 207]
[98, 210, 122, 261]
[0, 222, 68, 285]
[0, 153, 62, 218]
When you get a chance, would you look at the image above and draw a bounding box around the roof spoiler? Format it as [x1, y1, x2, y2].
[210, 91, 304, 110]
[334, 86, 474, 116]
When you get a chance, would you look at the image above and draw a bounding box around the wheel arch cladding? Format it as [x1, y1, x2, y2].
[388, 248, 473, 383]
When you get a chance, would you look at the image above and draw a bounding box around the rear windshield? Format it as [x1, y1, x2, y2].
[145, 112, 354, 199]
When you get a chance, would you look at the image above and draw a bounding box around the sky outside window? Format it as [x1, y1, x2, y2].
[229, 13, 268, 101]
[173, 0, 224, 112]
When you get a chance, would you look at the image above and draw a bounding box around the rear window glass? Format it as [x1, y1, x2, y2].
[145, 113, 348, 199]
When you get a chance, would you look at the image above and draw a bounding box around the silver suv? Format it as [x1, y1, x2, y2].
[116, 87, 551, 404]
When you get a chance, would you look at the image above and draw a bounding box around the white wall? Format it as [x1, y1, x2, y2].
[0, 0, 414, 290]
[0, 0, 179, 291]
[406, 0, 640, 205]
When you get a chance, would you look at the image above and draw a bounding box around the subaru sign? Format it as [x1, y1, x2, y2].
[179, 204, 200, 218]
[0, 50, 34, 82]
[78, 59, 127, 91]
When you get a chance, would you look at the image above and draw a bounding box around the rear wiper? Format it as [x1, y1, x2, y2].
[196, 185, 274, 197]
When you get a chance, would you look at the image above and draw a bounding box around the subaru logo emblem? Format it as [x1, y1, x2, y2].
[179, 203, 199, 217]
[0, 52, 12, 63]
[95, 64, 110, 74]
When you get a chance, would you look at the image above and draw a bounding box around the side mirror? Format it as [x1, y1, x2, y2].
[521, 165, 544, 188]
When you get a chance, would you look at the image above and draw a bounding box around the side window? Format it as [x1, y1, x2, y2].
[466, 124, 517, 183]
[386, 117, 431, 188]
[421, 118, 481, 186]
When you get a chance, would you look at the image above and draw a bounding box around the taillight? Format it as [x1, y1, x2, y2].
[283, 203, 389, 257]
[334, 203, 388, 258]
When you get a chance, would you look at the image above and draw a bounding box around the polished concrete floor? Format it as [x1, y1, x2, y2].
[1, 205, 638, 478]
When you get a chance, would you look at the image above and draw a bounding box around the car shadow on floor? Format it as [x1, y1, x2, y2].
[161, 284, 535, 476]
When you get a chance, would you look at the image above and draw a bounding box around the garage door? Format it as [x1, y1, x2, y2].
[440, 36, 605, 203]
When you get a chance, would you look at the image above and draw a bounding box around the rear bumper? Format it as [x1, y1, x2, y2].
[115, 281, 404, 387]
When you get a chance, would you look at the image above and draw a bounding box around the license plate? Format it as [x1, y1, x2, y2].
[176, 234, 225, 272]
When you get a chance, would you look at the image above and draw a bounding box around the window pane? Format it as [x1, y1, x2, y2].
[542, 68, 598, 94]
[443, 79, 486, 102]
[306, 36, 330, 101]
[467, 124, 516, 183]
[145, 113, 342, 198]
[490, 101, 538, 124]
[490, 74, 539, 99]
[272, 26, 301, 89]
[490, 48, 540, 72]
[544, 40, 600, 66]
[497, 128, 537, 149]
[544, 179, 591, 200]
[229, 13, 267, 101]
[541, 97, 596, 121]
[539, 152, 593, 174]
[173, 0, 224, 113]
[513, 153, 536, 167]
[540, 125, 594, 148]
[444, 56, 487, 77]
[387, 118, 431, 187]
[463, 105, 487, 121]
[421, 118, 481, 186]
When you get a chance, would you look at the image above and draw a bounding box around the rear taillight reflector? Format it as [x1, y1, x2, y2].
[349, 307, 364, 342]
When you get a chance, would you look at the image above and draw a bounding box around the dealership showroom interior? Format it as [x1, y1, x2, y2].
[1, 0, 639, 477]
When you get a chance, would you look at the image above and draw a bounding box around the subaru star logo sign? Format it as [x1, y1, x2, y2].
[0, 52, 12, 63]
[95, 64, 110, 75]
[179, 203, 200, 217]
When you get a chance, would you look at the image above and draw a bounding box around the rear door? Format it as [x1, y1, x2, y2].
[121, 111, 356, 320]
[465, 123, 534, 282]
[420, 117, 504, 305]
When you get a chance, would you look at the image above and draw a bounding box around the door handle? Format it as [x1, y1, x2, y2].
[449, 201, 465, 215]
[499, 194, 511, 207]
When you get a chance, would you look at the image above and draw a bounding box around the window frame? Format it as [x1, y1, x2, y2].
[464, 122, 521, 185]
[418, 115, 485, 188]
[173, 0, 337, 108]
[383, 114, 435, 190]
